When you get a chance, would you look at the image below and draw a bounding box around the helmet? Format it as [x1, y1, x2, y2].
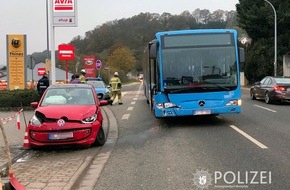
[81, 69, 86, 74]
[114, 72, 119, 76]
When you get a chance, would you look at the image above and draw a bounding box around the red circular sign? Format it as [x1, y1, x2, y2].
[96, 60, 102, 70]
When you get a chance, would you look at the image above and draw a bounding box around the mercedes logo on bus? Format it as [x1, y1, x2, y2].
[198, 100, 205, 107]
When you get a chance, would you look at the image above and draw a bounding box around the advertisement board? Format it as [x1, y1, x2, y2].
[52, 0, 78, 27]
[83, 56, 96, 78]
[7, 34, 27, 90]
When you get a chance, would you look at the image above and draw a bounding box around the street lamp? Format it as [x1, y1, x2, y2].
[264, 0, 277, 76]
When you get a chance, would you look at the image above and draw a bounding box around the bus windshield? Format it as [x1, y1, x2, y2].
[161, 45, 237, 92]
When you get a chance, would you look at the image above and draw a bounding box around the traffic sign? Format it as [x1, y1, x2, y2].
[38, 68, 46, 76]
[58, 44, 75, 60]
[96, 60, 102, 70]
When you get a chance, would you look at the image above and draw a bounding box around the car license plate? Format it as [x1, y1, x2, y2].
[48, 132, 73, 140]
[194, 110, 211, 115]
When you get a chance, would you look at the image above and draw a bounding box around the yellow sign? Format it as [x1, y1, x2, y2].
[46, 59, 51, 72]
[7, 34, 26, 90]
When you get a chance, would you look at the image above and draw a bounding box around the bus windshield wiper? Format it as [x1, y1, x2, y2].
[168, 82, 231, 93]
[203, 81, 231, 91]
[168, 86, 204, 93]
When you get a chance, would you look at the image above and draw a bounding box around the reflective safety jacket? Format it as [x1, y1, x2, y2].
[79, 75, 86, 83]
[110, 77, 122, 91]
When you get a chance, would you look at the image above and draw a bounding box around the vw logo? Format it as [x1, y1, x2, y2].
[57, 119, 65, 127]
[198, 100, 205, 107]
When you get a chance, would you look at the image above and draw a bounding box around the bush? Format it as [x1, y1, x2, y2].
[0, 89, 40, 111]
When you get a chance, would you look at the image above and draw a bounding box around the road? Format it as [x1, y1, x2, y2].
[4, 82, 289, 190]
[92, 82, 290, 190]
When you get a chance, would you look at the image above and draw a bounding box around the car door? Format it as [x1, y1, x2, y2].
[254, 77, 267, 98]
[259, 77, 271, 98]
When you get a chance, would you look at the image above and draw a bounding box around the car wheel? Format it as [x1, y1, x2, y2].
[94, 126, 106, 146]
[265, 92, 272, 104]
[250, 90, 256, 100]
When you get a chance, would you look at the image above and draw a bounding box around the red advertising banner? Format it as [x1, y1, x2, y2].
[83, 56, 96, 78]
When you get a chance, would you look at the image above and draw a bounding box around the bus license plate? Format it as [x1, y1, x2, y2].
[48, 132, 73, 140]
[194, 110, 211, 115]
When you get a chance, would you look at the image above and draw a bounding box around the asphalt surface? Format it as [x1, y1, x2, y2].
[0, 106, 117, 190]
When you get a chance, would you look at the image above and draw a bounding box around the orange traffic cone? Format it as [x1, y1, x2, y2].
[22, 127, 30, 149]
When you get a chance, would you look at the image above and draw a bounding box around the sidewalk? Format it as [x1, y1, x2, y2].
[0, 110, 33, 174]
[0, 106, 114, 190]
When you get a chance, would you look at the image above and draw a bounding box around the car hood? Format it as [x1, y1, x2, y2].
[36, 105, 97, 120]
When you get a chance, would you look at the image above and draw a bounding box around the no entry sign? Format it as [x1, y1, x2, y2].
[38, 68, 46, 76]
[58, 44, 75, 60]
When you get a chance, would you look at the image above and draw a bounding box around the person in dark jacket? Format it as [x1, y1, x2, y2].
[37, 72, 49, 97]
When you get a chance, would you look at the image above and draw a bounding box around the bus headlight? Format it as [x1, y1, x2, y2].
[226, 99, 242, 106]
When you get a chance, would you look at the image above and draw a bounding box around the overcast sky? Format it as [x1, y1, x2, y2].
[0, 0, 239, 65]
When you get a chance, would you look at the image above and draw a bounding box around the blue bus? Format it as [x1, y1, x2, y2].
[143, 29, 244, 118]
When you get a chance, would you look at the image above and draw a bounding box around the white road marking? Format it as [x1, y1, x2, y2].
[254, 104, 277, 113]
[229, 125, 268, 149]
[127, 107, 133, 111]
[122, 114, 130, 120]
[131, 101, 136, 105]
[133, 98, 138, 101]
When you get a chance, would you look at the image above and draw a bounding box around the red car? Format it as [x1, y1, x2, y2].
[27, 84, 108, 149]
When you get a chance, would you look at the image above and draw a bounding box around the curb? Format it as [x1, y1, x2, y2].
[70, 106, 119, 190]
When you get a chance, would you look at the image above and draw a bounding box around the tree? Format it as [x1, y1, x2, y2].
[105, 45, 136, 78]
[237, 0, 290, 82]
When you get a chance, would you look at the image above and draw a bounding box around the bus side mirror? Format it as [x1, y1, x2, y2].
[149, 40, 158, 59]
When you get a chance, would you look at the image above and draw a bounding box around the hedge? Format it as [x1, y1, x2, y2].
[0, 89, 40, 111]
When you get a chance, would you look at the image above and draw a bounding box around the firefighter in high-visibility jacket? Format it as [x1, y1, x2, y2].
[79, 69, 87, 83]
[109, 72, 122, 105]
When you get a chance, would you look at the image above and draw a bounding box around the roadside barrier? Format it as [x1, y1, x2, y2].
[22, 128, 30, 150]
[0, 109, 23, 129]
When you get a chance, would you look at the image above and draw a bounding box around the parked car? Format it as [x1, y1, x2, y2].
[87, 80, 111, 100]
[27, 84, 108, 149]
[86, 77, 102, 81]
[250, 76, 290, 104]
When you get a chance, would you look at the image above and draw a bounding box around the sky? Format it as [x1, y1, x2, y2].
[0, 0, 239, 65]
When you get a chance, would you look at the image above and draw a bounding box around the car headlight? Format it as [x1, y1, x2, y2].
[82, 114, 97, 123]
[30, 115, 42, 127]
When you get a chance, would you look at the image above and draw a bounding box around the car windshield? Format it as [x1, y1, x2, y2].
[41, 87, 95, 106]
[87, 81, 106, 88]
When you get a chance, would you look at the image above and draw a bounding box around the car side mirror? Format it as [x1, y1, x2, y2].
[31, 102, 38, 108]
[254, 82, 260, 85]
